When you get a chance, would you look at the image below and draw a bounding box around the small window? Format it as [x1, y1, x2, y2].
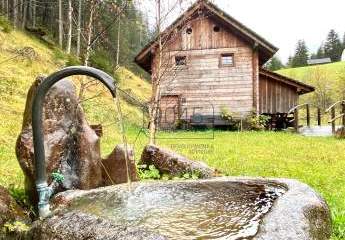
[186, 27, 192, 35]
[175, 56, 187, 66]
[213, 26, 220, 32]
[220, 53, 234, 67]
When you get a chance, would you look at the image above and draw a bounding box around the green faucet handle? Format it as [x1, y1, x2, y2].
[52, 172, 64, 183]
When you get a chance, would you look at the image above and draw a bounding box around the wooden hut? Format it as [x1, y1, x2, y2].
[135, 0, 314, 128]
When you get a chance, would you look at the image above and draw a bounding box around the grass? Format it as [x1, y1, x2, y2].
[277, 61, 345, 81]
[0, 26, 150, 189]
[131, 130, 345, 239]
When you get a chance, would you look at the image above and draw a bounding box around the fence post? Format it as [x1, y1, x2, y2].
[317, 108, 321, 126]
[294, 108, 299, 132]
[331, 107, 336, 135]
[306, 104, 310, 127]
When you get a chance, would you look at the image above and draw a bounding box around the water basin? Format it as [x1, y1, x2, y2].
[30, 177, 331, 240]
[59, 180, 285, 239]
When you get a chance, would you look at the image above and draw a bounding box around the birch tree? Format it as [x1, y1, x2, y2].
[58, 0, 63, 48]
[76, 0, 82, 58]
[148, 0, 163, 145]
[84, 0, 97, 66]
[66, 0, 73, 54]
[116, 15, 121, 66]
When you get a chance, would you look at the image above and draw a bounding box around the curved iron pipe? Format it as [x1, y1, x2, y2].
[32, 66, 116, 218]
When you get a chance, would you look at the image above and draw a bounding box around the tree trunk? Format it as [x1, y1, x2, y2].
[6, 0, 9, 19]
[76, 0, 82, 58]
[31, 0, 36, 27]
[13, 0, 17, 27]
[66, 0, 73, 54]
[149, 0, 162, 145]
[21, 0, 27, 29]
[116, 16, 121, 66]
[84, 1, 96, 67]
[58, 0, 63, 48]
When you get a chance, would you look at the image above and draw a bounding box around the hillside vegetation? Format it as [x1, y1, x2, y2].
[0, 25, 151, 190]
[277, 62, 345, 110]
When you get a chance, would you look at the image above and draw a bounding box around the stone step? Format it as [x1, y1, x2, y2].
[298, 126, 341, 137]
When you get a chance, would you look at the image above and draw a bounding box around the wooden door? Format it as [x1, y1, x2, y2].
[159, 95, 180, 129]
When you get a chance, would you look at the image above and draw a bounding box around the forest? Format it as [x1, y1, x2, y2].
[0, 0, 152, 76]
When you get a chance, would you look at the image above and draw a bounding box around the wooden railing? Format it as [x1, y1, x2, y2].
[288, 103, 322, 132]
[325, 100, 345, 134]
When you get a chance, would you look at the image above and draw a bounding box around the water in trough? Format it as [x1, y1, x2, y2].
[65, 181, 285, 239]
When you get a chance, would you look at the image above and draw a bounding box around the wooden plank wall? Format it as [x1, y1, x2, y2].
[259, 75, 298, 114]
[153, 15, 257, 120]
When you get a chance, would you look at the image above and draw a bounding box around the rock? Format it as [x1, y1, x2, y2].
[27, 211, 167, 240]
[102, 144, 139, 185]
[140, 145, 214, 178]
[0, 186, 29, 227]
[0, 186, 30, 239]
[27, 178, 331, 240]
[255, 178, 332, 240]
[335, 126, 345, 139]
[15, 76, 103, 204]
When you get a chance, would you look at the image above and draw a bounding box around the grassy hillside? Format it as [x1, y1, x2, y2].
[277, 62, 345, 110]
[278, 61, 345, 80]
[0, 25, 151, 190]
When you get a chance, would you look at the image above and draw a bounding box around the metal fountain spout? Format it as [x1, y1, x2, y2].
[31, 66, 116, 218]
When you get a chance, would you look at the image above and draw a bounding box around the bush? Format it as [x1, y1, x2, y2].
[90, 50, 114, 74]
[138, 165, 161, 180]
[0, 16, 13, 33]
[65, 54, 81, 66]
[247, 114, 271, 131]
[220, 106, 233, 123]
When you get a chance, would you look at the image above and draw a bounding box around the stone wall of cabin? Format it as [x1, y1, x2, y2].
[152, 16, 258, 122]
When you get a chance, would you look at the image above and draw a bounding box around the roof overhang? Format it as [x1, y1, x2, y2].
[259, 68, 315, 95]
[135, 0, 279, 73]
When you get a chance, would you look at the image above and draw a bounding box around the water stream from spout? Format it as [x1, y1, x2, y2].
[113, 96, 132, 191]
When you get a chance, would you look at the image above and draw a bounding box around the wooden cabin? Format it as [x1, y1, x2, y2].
[135, 0, 314, 128]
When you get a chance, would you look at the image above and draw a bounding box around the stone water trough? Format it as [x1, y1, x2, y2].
[26, 177, 331, 240]
[5, 67, 331, 240]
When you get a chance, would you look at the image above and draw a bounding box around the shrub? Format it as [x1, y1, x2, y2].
[138, 165, 161, 180]
[220, 106, 233, 123]
[65, 54, 81, 66]
[247, 114, 271, 131]
[0, 17, 13, 33]
[90, 50, 114, 74]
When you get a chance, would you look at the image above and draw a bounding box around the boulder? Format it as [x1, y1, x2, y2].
[0, 186, 29, 227]
[27, 211, 167, 240]
[0, 186, 30, 239]
[15, 76, 103, 204]
[102, 144, 139, 185]
[26, 178, 332, 240]
[335, 126, 345, 139]
[140, 145, 214, 178]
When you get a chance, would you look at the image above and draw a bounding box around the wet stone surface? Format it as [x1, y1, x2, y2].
[53, 181, 285, 240]
[26, 178, 332, 240]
